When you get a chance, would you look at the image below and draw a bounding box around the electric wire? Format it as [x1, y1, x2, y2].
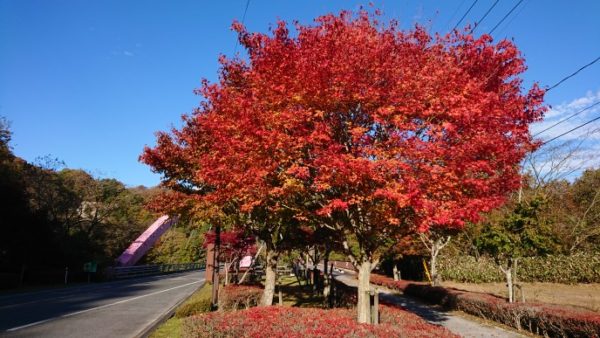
[468, 0, 500, 34]
[495, 0, 530, 37]
[489, 0, 525, 35]
[233, 0, 251, 55]
[542, 114, 600, 145]
[533, 101, 600, 137]
[445, 0, 467, 30]
[453, 0, 479, 30]
[546, 55, 600, 92]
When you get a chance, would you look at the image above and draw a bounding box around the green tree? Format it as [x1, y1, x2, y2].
[476, 197, 557, 302]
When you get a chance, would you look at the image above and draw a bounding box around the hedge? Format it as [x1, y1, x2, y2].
[217, 284, 263, 311]
[183, 304, 459, 337]
[370, 274, 600, 337]
[438, 253, 600, 284]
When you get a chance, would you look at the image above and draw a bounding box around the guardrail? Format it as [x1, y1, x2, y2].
[106, 263, 204, 280]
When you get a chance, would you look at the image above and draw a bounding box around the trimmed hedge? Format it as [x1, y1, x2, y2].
[176, 283, 263, 318]
[438, 253, 600, 284]
[183, 304, 459, 337]
[370, 274, 600, 337]
[218, 284, 262, 311]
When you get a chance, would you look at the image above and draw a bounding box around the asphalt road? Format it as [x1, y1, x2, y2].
[0, 270, 205, 338]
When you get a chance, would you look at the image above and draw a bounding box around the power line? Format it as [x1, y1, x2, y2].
[489, 0, 525, 35]
[445, 0, 467, 30]
[533, 101, 600, 137]
[542, 114, 600, 145]
[233, 0, 251, 54]
[546, 55, 600, 92]
[453, 0, 479, 31]
[468, 0, 500, 34]
[495, 0, 530, 37]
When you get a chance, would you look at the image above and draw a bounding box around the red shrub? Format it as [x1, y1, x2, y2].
[218, 285, 263, 311]
[370, 274, 600, 338]
[183, 305, 458, 338]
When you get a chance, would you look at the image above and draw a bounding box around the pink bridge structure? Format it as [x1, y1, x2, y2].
[116, 215, 178, 267]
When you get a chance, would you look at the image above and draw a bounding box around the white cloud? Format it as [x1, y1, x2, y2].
[527, 89, 600, 181]
[123, 51, 134, 57]
[530, 89, 600, 142]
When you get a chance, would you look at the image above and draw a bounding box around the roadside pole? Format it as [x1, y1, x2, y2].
[211, 224, 221, 309]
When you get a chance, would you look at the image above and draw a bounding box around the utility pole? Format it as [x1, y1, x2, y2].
[211, 224, 221, 309]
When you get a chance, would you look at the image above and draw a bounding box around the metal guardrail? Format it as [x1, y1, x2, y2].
[276, 265, 292, 276]
[106, 263, 204, 280]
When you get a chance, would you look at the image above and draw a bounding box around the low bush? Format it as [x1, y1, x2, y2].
[183, 304, 459, 337]
[218, 284, 262, 311]
[438, 253, 600, 284]
[330, 278, 357, 308]
[370, 273, 600, 337]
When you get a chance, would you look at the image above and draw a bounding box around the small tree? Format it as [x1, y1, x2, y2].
[419, 227, 457, 286]
[476, 197, 557, 302]
[204, 229, 255, 284]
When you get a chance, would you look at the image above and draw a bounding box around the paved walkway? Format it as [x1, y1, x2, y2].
[334, 273, 526, 338]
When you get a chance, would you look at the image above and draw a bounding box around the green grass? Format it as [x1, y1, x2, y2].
[277, 275, 326, 308]
[149, 317, 182, 338]
[174, 282, 213, 318]
[149, 282, 213, 338]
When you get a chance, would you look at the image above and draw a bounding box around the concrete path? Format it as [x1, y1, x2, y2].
[0, 270, 205, 338]
[335, 273, 526, 338]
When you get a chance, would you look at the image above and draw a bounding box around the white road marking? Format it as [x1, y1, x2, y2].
[5, 280, 202, 332]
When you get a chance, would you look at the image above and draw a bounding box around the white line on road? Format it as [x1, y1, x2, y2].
[5, 280, 202, 332]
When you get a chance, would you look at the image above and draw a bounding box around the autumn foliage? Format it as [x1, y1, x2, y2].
[142, 9, 544, 230]
[204, 229, 256, 261]
[141, 8, 546, 320]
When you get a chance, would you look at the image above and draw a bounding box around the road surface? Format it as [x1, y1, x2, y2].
[0, 270, 205, 337]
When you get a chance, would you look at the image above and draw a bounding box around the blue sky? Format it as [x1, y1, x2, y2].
[1, 0, 599, 187]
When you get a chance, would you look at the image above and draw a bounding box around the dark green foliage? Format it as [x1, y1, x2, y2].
[439, 254, 600, 283]
[144, 226, 207, 265]
[0, 118, 165, 287]
[476, 197, 558, 261]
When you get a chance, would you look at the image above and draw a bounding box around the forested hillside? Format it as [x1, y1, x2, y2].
[0, 118, 203, 288]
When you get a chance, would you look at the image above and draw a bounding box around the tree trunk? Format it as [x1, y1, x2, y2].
[393, 264, 400, 281]
[234, 260, 240, 284]
[312, 267, 320, 292]
[357, 260, 372, 324]
[211, 225, 220, 309]
[261, 249, 279, 306]
[430, 252, 439, 286]
[503, 262, 514, 303]
[323, 248, 331, 297]
[305, 253, 310, 283]
[512, 258, 521, 302]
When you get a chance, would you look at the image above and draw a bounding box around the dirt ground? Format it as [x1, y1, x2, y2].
[442, 281, 600, 312]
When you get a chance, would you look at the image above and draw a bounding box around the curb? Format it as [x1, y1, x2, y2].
[135, 281, 205, 338]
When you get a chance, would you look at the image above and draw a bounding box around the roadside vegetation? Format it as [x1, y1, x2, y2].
[0, 117, 204, 289]
[153, 272, 458, 338]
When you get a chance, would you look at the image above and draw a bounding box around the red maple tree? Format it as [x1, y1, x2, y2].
[142, 10, 545, 321]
